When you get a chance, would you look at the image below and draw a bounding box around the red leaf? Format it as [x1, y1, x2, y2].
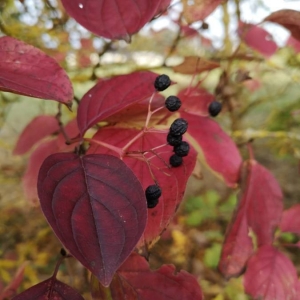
[238, 22, 278, 57]
[22, 119, 79, 205]
[60, 0, 169, 41]
[105, 94, 168, 126]
[91, 253, 203, 300]
[178, 87, 214, 117]
[264, 9, 300, 41]
[219, 160, 283, 278]
[87, 127, 197, 248]
[0, 263, 26, 299]
[286, 35, 300, 53]
[12, 277, 84, 300]
[242, 160, 283, 246]
[23, 139, 59, 206]
[244, 245, 300, 300]
[13, 115, 59, 155]
[182, 113, 242, 187]
[77, 71, 158, 136]
[183, 0, 222, 24]
[219, 207, 253, 278]
[279, 204, 300, 234]
[0, 37, 73, 107]
[37, 153, 147, 286]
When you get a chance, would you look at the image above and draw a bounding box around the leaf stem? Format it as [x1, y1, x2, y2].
[56, 103, 71, 144]
[85, 138, 123, 157]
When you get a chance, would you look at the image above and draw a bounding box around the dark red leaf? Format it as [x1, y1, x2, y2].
[172, 56, 220, 75]
[37, 153, 147, 286]
[181, 113, 242, 187]
[0, 37, 73, 106]
[238, 22, 278, 57]
[77, 71, 159, 136]
[264, 9, 300, 41]
[60, 0, 170, 41]
[13, 115, 59, 155]
[183, 0, 222, 24]
[279, 204, 300, 234]
[219, 160, 283, 278]
[87, 127, 197, 248]
[178, 87, 214, 117]
[91, 253, 203, 300]
[244, 245, 300, 300]
[243, 160, 283, 246]
[12, 277, 84, 300]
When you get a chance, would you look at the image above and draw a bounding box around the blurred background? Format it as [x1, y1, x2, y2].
[1, 0, 300, 299]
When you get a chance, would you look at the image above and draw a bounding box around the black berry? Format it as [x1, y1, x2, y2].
[169, 154, 183, 167]
[208, 101, 222, 117]
[145, 184, 161, 200]
[169, 118, 188, 136]
[147, 197, 159, 208]
[165, 96, 181, 112]
[154, 74, 171, 91]
[145, 184, 162, 209]
[174, 141, 190, 157]
[167, 133, 182, 146]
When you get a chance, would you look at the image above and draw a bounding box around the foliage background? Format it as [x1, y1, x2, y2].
[1, 0, 300, 299]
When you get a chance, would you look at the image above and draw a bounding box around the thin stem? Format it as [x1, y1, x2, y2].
[85, 138, 123, 157]
[122, 130, 145, 153]
[56, 103, 71, 144]
[144, 91, 157, 129]
[234, 0, 241, 22]
[247, 142, 254, 161]
[151, 106, 165, 115]
[163, 12, 183, 65]
[222, 1, 232, 56]
[52, 256, 65, 278]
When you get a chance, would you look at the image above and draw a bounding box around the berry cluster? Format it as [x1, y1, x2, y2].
[145, 75, 189, 209]
[168, 118, 189, 167]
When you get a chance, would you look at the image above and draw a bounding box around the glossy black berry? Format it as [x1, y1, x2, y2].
[169, 118, 188, 136]
[165, 96, 181, 112]
[208, 101, 222, 117]
[174, 141, 190, 157]
[167, 133, 182, 146]
[154, 74, 171, 91]
[169, 154, 183, 167]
